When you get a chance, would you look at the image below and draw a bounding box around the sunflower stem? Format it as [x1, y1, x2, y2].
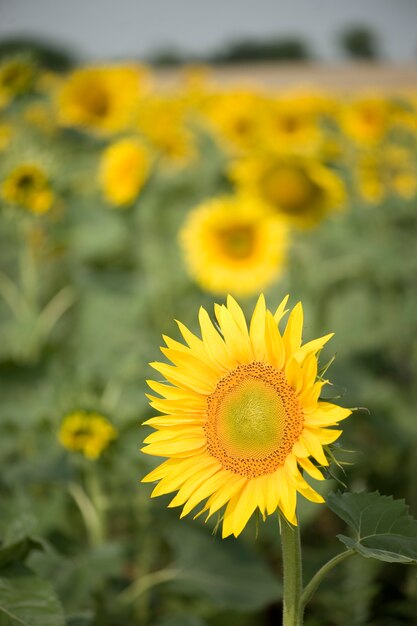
[281, 517, 303, 626]
[300, 549, 355, 613]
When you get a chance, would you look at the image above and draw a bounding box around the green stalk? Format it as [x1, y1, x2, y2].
[68, 482, 104, 547]
[280, 517, 303, 626]
[301, 549, 354, 613]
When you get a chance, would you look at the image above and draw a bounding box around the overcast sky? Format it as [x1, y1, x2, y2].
[1, 0, 417, 61]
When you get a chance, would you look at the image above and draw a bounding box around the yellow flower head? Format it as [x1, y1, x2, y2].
[231, 155, 346, 228]
[0, 123, 13, 151]
[357, 145, 417, 204]
[99, 138, 150, 207]
[142, 295, 351, 537]
[0, 57, 36, 107]
[136, 95, 195, 167]
[24, 103, 56, 135]
[341, 96, 391, 145]
[179, 195, 288, 296]
[203, 89, 264, 153]
[58, 411, 118, 460]
[1, 164, 54, 215]
[258, 91, 332, 156]
[57, 64, 150, 134]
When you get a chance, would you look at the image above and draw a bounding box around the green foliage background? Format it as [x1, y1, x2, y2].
[0, 58, 417, 626]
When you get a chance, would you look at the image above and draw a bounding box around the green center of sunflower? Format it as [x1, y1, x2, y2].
[215, 225, 255, 259]
[216, 378, 286, 459]
[205, 362, 304, 478]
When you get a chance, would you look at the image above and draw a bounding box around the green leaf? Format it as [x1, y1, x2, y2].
[155, 615, 206, 626]
[0, 564, 65, 626]
[327, 491, 417, 564]
[0, 516, 46, 569]
[166, 522, 279, 610]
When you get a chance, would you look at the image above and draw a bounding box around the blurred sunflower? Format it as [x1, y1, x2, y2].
[136, 95, 195, 167]
[203, 89, 264, 153]
[142, 294, 351, 537]
[341, 96, 391, 146]
[57, 64, 149, 134]
[24, 103, 56, 135]
[99, 137, 150, 207]
[1, 163, 54, 214]
[258, 91, 332, 156]
[0, 123, 12, 151]
[357, 145, 417, 203]
[231, 155, 345, 228]
[0, 56, 36, 107]
[59, 411, 117, 460]
[179, 195, 288, 296]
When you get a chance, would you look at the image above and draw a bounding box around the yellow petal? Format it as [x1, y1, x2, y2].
[283, 302, 303, 358]
[222, 496, 240, 538]
[297, 456, 325, 481]
[294, 333, 334, 364]
[285, 356, 303, 393]
[142, 414, 204, 427]
[265, 471, 280, 515]
[141, 436, 206, 457]
[160, 348, 219, 386]
[147, 396, 205, 415]
[231, 479, 259, 537]
[201, 473, 247, 519]
[226, 295, 249, 335]
[306, 402, 351, 427]
[168, 461, 220, 508]
[307, 427, 343, 445]
[292, 470, 324, 503]
[175, 320, 207, 358]
[265, 310, 285, 370]
[215, 304, 252, 364]
[150, 361, 216, 395]
[274, 294, 289, 324]
[300, 430, 328, 466]
[299, 380, 324, 412]
[198, 307, 235, 370]
[276, 466, 297, 525]
[142, 459, 174, 483]
[146, 380, 200, 401]
[143, 425, 204, 444]
[249, 294, 267, 360]
[180, 468, 227, 517]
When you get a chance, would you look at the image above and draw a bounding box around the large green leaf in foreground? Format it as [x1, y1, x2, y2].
[0, 565, 65, 626]
[327, 491, 417, 564]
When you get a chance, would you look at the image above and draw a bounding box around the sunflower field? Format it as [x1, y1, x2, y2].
[0, 53, 417, 626]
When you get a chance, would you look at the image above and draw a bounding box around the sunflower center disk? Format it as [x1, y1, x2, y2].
[205, 362, 304, 478]
[217, 379, 285, 459]
[215, 225, 255, 260]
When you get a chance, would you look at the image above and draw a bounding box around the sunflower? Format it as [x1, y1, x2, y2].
[99, 138, 150, 207]
[258, 91, 333, 156]
[0, 56, 36, 107]
[203, 89, 265, 153]
[341, 96, 391, 146]
[356, 145, 417, 204]
[57, 64, 149, 134]
[58, 411, 118, 460]
[136, 95, 195, 167]
[1, 164, 54, 214]
[0, 123, 12, 151]
[142, 295, 351, 537]
[231, 155, 345, 228]
[179, 195, 288, 296]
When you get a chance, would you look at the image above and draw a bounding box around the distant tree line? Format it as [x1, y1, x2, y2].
[0, 26, 385, 67]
